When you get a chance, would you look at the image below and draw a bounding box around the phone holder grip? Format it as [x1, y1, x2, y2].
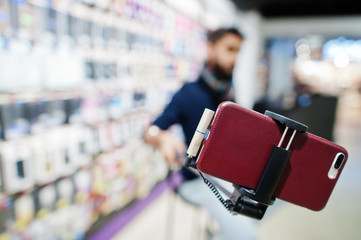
[230, 110, 308, 217]
[265, 110, 308, 132]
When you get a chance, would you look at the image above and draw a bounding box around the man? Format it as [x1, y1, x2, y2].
[145, 27, 258, 240]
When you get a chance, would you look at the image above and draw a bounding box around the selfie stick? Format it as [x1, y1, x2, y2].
[229, 111, 308, 219]
[185, 109, 308, 220]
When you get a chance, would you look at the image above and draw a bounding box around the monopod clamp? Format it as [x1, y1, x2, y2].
[185, 109, 308, 220]
[227, 111, 308, 219]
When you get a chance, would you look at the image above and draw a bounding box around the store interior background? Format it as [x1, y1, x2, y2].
[0, 0, 361, 239]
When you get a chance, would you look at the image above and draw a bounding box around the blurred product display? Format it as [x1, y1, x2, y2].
[1, 0, 361, 239]
[0, 0, 206, 239]
[254, 35, 361, 142]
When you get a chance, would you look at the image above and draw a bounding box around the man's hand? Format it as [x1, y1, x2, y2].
[144, 125, 186, 166]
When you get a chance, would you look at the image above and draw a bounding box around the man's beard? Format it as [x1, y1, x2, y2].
[213, 62, 233, 81]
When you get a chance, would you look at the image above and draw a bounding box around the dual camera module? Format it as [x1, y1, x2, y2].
[328, 152, 345, 179]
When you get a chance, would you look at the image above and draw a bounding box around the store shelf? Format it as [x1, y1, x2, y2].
[85, 171, 183, 240]
[0, 0, 207, 239]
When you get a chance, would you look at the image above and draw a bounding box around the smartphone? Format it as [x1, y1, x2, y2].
[194, 101, 348, 211]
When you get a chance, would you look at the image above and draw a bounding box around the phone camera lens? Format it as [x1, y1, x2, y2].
[334, 154, 345, 169]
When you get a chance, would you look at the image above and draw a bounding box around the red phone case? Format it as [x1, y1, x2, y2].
[196, 101, 348, 211]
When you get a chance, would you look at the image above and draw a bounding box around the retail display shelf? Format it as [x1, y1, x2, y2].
[86, 171, 183, 240]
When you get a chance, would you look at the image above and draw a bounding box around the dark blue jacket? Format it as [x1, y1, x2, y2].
[153, 77, 221, 180]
